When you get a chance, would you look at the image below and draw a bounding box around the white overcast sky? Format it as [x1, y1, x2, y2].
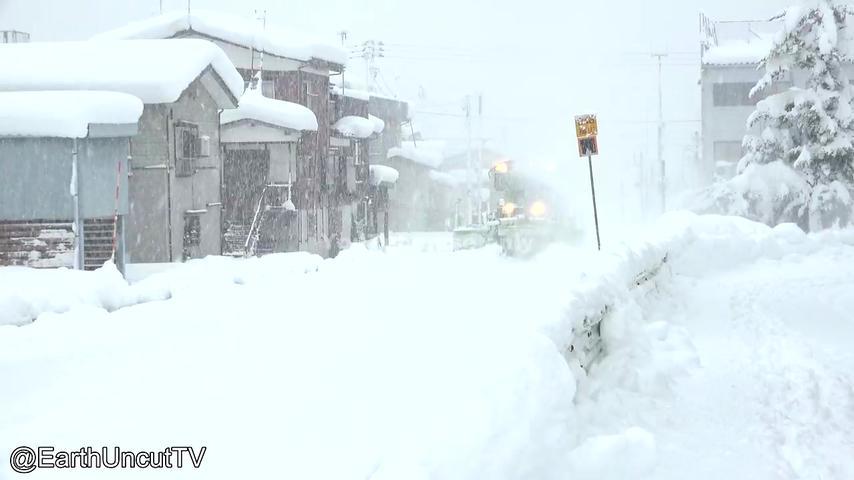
[0, 0, 791, 222]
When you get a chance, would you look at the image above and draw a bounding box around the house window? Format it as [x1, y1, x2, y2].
[303, 81, 318, 111]
[262, 77, 276, 98]
[713, 83, 755, 107]
[175, 122, 199, 177]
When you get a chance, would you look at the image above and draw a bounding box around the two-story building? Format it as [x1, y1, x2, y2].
[698, 13, 854, 184]
[220, 75, 319, 255]
[329, 84, 382, 246]
[95, 10, 349, 257]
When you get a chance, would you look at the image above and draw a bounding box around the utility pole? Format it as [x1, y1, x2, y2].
[477, 94, 484, 224]
[652, 52, 668, 214]
[464, 95, 473, 226]
[360, 40, 385, 91]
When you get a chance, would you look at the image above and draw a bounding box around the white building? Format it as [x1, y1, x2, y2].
[700, 13, 854, 183]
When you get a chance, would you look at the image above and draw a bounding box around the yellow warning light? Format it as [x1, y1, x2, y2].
[529, 200, 547, 218]
[501, 202, 517, 217]
[494, 161, 509, 174]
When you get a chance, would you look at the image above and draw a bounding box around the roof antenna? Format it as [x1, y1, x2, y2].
[187, 0, 191, 15]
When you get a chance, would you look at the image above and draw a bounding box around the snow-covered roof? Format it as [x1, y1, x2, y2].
[0, 40, 244, 106]
[703, 37, 774, 66]
[333, 116, 375, 139]
[331, 85, 371, 101]
[330, 77, 411, 107]
[368, 114, 385, 135]
[222, 84, 318, 132]
[369, 165, 399, 186]
[0, 91, 143, 138]
[387, 140, 445, 168]
[94, 10, 347, 67]
[428, 170, 463, 187]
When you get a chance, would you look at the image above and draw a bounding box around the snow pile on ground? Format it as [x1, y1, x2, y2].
[0, 253, 323, 327]
[333, 115, 375, 138]
[689, 160, 810, 227]
[0, 91, 143, 138]
[222, 80, 318, 132]
[93, 10, 348, 66]
[0, 262, 161, 327]
[0, 39, 244, 104]
[2, 213, 853, 479]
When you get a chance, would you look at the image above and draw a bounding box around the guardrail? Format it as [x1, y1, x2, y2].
[567, 254, 670, 371]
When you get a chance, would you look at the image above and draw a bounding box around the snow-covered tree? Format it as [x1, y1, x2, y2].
[739, 0, 854, 229]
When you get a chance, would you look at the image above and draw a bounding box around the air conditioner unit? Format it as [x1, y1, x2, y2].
[198, 135, 212, 157]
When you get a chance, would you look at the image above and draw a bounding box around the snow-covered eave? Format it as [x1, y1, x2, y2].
[220, 118, 305, 135]
[369, 164, 399, 186]
[387, 146, 443, 169]
[94, 11, 348, 69]
[0, 122, 139, 140]
[333, 115, 375, 139]
[221, 94, 318, 132]
[186, 29, 344, 72]
[0, 91, 144, 139]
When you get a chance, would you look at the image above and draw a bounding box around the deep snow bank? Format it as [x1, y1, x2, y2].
[0, 253, 324, 326]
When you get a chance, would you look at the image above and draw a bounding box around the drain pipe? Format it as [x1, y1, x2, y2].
[71, 138, 84, 270]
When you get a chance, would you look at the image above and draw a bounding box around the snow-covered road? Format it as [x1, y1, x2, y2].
[1, 214, 853, 479]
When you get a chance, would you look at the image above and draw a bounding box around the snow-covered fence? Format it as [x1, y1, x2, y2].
[566, 253, 670, 371]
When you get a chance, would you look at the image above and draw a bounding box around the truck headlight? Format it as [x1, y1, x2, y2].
[529, 200, 547, 218]
[501, 202, 517, 217]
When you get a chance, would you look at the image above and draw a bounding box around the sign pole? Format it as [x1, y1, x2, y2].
[587, 154, 601, 251]
[575, 114, 602, 251]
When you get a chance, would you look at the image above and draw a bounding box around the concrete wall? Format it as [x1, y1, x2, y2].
[126, 79, 224, 263]
[0, 137, 129, 220]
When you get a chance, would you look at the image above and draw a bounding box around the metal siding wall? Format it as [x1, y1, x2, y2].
[0, 137, 128, 221]
[127, 105, 170, 263]
[168, 80, 224, 260]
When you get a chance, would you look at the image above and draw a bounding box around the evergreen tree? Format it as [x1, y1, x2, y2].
[740, 0, 854, 229]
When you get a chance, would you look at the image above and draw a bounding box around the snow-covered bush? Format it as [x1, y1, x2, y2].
[699, 0, 854, 230]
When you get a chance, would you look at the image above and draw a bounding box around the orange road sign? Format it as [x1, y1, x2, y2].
[575, 114, 598, 139]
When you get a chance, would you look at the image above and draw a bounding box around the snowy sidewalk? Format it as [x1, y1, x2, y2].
[577, 231, 854, 479]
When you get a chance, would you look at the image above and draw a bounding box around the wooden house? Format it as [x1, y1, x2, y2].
[329, 86, 381, 247]
[95, 10, 348, 256]
[220, 78, 318, 255]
